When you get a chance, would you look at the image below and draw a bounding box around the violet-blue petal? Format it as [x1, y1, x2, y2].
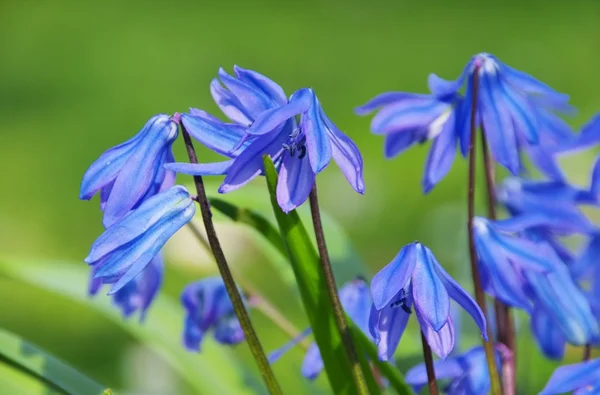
[428, 72, 466, 98]
[233, 65, 287, 106]
[370, 243, 418, 310]
[540, 359, 600, 395]
[218, 68, 274, 117]
[339, 278, 372, 336]
[383, 130, 420, 158]
[417, 310, 455, 359]
[422, 110, 457, 193]
[165, 160, 233, 176]
[301, 343, 324, 380]
[181, 113, 248, 157]
[369, 299, 412, 361]
[457, 77, 476, 157]
[181, 277, 229, 332]
[188, 108, 222, 122]
[411, 244, 450, 331]
[499, 82, 539, 144]
[183, 316, 204, 351]
[248, 89, 311, 136]
[268, 328, 312, 364]
[301, 90, 333, 173]
[276, 152, 315, 213]
[355, 92, 430, 115]
[210, 78, 253, 125]
[531, 304, 566, 360]
[213, 315, 245, 345]
[370, 97, 448, 135]
[405, 354, 463, 390]
[525, 143, 565, 182]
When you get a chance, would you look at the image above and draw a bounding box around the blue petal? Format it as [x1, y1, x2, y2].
[540, 359, 600, 395]
[188, 108, 223, 122]
[233, 65, 287, 106]
[405, 355, 464, 390]
[213, 315, 245, 345]
[383, 130, 420, 158]
[181, 277, 231, 332]
[370, 297, 412, 361]
[434, 260, 487, 340]
[268, 328, 312, 364]
[457, 77, 476, 157]
[339, 278, 372, 336]
[538, 109, 575, 146]
[416, 310, 455, 359]
[499, 82, 539, 144]
[370, 97, 449, 135]
[210, 78, 253, 125]
[321, 106, 365, 194]
[275, 153, 315, 213]
[164, 160, 233, 176]
[531, 304, 566, 360]
[428, 71, 466, 98]
[183, 316, 204, 351]
[355, 92, 432, 115]
[411, 244, 450, 331]
[370, 243, 418, 310]
[422, 110, 457, 193]
[301, 343, 324, 380]
[181, 113, 248, 157]
[218, 68, 274, 118]
[524, 144, 565, 182]
[247, 89, 311, 136]
[560, 113, 600, 153]
[301, 90, 333, 173]
[571, 233, 600, 280]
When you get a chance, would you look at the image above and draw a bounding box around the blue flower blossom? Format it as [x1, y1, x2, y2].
[268, 278, 373, 380]
[405, 344, 507, 395]
[85, 186, 195, 294]
[181, 277, 245, 351]
[530, 303, 566, 360]
[540, 358, 600, 395]
[89, 254, 163, 321]
[80, 114, 178, 228]
[355, 91, 462, 193]
[369, 242, 487, 360]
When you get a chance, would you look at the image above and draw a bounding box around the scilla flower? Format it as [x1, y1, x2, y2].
[89, 255, 163, 321]
[80, 114, 178, 228]
[540, 358, 600, 395]
[181, 277, 245, 351]
[85, 186, 195, 294]
[369, 242, 486, 360]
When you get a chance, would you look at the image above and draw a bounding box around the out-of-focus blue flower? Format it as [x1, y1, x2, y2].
[472, 217, 560, 311]
[495, 177, 596, 235]
[85, 186, 195, 294]
[355, 91, 461, 193]
[433, 53, 573, 177]
[539, 358, 600, 395]
[167, 67, 364, 213]
[268, 278, 373, 380]
[181, 277, 245, 351]
[405, 344, 507, 395]
[80, 114, 178, 228]
[369, 242, 486, 360]
[89, 254, 163, 321]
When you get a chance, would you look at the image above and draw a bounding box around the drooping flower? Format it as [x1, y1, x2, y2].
[472, 217, 562, 311]
[268, 278, 373, 380]
[539, 358, 600, 395]
[89, 254, 163, 321]
[405, 344, 507, 395]
[85, 186, 195, 294]
[369, 242, 487, 360]
[80, 114, 178, 228]
[181, 277, 245, 351]
[355, 91, 462, 193]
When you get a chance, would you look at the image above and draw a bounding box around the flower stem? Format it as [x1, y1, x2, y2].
[481, 129, 516, 395]
[180, 125, 282, 395]
[467, 68, 503, 395]
[583, 344, 592, 361]
[308, 183, 369, 395]
[420, 331, 439, 395]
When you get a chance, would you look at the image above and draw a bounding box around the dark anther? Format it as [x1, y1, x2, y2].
[298, 145, 307, 160]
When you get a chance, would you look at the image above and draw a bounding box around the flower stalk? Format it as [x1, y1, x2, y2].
[420, 332, 439, 395]
[180, 124, 282, 395]
[308, 183, 369, 395]
[466, 68, 503, 395]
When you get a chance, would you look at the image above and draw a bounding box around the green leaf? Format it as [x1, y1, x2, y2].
[0, 260, 257, 395]
[0, 328, 105, 394]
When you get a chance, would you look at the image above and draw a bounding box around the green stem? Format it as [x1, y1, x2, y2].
[180, 125, 282, 394]
[308, 183, 369, 395]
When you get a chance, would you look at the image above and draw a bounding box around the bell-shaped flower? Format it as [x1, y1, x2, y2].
[530, 303, 566, 360]
[80, 114, 178, 228]
[526, 265, 600, 347]
[405, 344, 507, 395]
[85, 186, 195, 294]
[540, 359, 600, 395]
[495, 177, 596, 235]
[355, 91, 462, 193]
[369, 242, 487, 360]
[472, 217, 560, 311]
[181, 277, 245, 351]
[268, 278, 373, 380]
[89, 254, 163, 321]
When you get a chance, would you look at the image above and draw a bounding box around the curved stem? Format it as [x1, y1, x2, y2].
[420, 332, 439, 395]
[481, 129, 516, 395]
[308, 184, 369, 395]
[466, 69, 503, 395]
[180, 125, 282, 395]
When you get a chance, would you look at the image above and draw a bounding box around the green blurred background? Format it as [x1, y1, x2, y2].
[1, 0, 600, 393]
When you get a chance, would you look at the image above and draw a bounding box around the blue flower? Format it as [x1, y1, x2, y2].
[181, 277, 245, 351]
[166, 67, 364, 212]
[80, 114, 178, 228]
[530, 303, 566, 360]
[268, 278, 373, 380]
[495, 177, 596, 235]
[556, 112, 600, 154]
[405, 344, 507, 395]
[355, 91, 461, 193]
[539, 359, 600, 395]
[433, 53, 574, 177]
[472, 217, 560, 311]
[85, 186, 195, 294]
[89, 254, 163, 321]
[369, 242, 487, 360]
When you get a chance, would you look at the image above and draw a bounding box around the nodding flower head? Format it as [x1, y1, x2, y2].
[369, 242, 486, 360]
[79, 114, 178, 228]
